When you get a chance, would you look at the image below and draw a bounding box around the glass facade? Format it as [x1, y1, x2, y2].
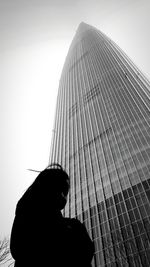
[49, 22, 150, 266]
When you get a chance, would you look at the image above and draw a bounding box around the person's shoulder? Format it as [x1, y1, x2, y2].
[64, 217, 89, 235]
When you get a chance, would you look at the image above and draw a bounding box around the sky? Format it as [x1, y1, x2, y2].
[0, 0, 150, 238]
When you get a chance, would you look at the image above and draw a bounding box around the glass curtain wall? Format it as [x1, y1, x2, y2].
[49, 22, 150, 267]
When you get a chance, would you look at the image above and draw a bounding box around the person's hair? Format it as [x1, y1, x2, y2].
[25, 163, 70, 198]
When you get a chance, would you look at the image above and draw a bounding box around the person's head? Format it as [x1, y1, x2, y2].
[27, 163, 70, 210]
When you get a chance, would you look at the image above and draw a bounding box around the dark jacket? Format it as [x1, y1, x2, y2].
[10, 194, 94, 266]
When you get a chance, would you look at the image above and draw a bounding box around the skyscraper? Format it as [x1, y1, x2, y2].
[49, 22, 150, 266]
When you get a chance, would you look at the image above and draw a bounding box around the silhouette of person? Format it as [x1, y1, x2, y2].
[10, 163, 94, 266]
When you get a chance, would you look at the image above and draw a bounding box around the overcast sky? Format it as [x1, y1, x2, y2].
[0, 0, 150, 237]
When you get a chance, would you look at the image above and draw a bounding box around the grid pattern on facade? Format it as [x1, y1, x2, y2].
[49, 22, 150, 266]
